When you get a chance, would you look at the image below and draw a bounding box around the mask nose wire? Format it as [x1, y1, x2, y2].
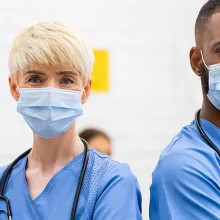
[200, 50, 209, 69]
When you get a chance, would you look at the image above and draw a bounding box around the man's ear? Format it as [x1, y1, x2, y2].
[81, 78, 92, 104]
[189, 46, 202, 76]
[8, 75, 19, 101]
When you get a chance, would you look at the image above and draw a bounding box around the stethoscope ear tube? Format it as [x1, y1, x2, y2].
[195, 109, 220, 157]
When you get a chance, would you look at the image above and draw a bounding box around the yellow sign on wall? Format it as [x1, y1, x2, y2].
[91, 50, 109, 92]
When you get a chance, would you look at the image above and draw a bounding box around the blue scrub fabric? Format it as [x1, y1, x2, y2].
[0, 148, 142, 220]
[150, 119, 220, 220]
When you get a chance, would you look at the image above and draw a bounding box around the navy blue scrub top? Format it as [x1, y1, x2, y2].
[150, 119, 220, 220]
[0, 148, 142, 220]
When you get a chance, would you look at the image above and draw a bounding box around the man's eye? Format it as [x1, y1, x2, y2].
[215, 48, 220, 53]
[27, 77, 42, 84]
[60, 78, 74, 84]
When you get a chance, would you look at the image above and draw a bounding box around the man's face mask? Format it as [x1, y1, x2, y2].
[201, 50, 220, 110]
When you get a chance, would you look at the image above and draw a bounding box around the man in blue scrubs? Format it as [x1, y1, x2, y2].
[150, 1, 220, 219]
[0, 21, 142, 219]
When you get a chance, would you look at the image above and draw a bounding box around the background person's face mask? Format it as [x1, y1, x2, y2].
[17, 87, 83, 138]
[201, 50, 220, 110]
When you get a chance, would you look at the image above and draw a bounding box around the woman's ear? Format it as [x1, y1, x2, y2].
[189, 46, 202, 76]
[8, 75, 19, 101]
[81, 78, 92, 104]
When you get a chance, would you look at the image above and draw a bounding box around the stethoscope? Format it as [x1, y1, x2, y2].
[195, 109, 220, 157]
[0, 138, 89, 220]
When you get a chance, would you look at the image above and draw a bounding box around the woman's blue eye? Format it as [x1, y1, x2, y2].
[28, 77, 42, 84]
[60, 78, 74, 84]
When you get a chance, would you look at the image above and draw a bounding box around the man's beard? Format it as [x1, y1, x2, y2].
[200, 62, 209, 94]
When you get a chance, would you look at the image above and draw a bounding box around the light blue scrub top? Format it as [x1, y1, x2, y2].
[0, 148, 142, 220]
[150, 119, 220, 220]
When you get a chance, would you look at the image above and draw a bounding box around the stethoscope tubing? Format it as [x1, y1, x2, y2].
[195, 109, 220, 157]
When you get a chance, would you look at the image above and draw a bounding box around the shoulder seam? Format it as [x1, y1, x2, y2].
[160, 152, 213, 173]
[164, 122, 197, 155]
[163, 130, 184, 155]
[91, 150, 124, 165]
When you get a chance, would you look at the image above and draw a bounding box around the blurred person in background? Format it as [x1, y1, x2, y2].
[0, 21, 142, 220]
[150, 1, 220, 219]
[79, 128, 112, 156]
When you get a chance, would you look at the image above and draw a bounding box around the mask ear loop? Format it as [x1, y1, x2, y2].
[17, 87, 20, 95]
[200, 50, 209, 69]
[81, 88, 86, 100]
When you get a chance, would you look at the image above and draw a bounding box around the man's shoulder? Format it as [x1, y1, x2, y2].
[159, 120, 219, 171]
[152, 120, 220, 190]
[161, 121, 201, 156]
[0, 165, 8, 180]
[160, 119, 220, 164]
[152, 150, 219, 192]
[154, 152, 203, 177]
[150, 144, 220, 220]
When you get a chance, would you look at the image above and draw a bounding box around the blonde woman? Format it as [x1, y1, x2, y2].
[0, 22, 142, 220]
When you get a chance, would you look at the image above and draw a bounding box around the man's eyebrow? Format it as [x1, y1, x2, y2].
[56, 71, 79, 76]
[24, 70, 46, 75]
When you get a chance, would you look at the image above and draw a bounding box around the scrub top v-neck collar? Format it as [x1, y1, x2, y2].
[20, 151, 86, 219]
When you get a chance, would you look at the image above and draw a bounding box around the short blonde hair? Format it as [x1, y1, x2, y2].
[9, 21, 94, 80]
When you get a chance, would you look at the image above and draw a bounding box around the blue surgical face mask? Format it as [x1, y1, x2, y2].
[201, 50, 220, 110]
[17, 87, 83, 139]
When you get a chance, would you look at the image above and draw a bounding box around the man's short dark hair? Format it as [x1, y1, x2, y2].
[195, 0, 220, 46]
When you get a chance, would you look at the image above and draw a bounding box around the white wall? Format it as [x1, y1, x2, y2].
[0, 0, 207, 219]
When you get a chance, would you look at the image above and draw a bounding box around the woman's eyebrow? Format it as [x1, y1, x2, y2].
[24, 70, 46, 76]
[57, 71, 79, 76]
[24, 70, 80, 76]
